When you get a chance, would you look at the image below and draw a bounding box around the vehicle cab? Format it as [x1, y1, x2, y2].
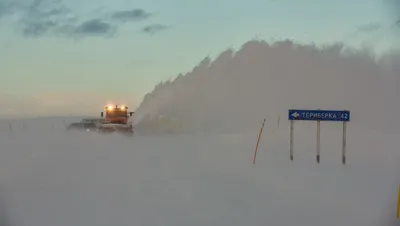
[100, 105, 134, 124]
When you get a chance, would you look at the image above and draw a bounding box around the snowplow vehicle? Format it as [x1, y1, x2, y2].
[97, 105, 134, 135]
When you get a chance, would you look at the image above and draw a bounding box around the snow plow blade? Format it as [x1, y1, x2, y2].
[97, 124, 133, 135]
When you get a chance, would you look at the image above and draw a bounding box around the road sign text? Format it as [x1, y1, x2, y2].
[288, 109, 350, 122]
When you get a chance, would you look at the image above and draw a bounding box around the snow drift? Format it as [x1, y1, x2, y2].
[134, 40, 400, 133]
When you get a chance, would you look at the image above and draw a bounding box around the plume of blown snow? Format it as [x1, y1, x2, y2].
[133, 80, 175, 126]
[134, 39, 400, 133]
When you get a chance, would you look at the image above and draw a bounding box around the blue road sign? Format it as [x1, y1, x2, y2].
[288, 109, 350, 122]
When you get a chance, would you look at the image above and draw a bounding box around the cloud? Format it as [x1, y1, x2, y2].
[142, 24, 169, 35]
[343, 22, 389, 48]
[0, 0, 18, 19]
[383, 0, 400, 27]
[72, 19, 116, 36]
[21, 18, 116, 38]
[357, 22, 382, 32]
[14, 0, 77, 37]
[0, 0, 161, 39]
[22, 20, 58, 36]
[111, 9, 151, 22]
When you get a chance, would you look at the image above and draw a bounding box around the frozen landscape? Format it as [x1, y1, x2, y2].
[0, 40, 400, 226]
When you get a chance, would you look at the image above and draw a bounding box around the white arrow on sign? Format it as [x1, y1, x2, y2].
[291, 112, 300, 118]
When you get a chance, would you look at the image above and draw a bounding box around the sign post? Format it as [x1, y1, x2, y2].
[317, 119, 320, 163]
[290, 120, 294, 161]
[342, 121, 347, 165]
[288, 109, 350, 164]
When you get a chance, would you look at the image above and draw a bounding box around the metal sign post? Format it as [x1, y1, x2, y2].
[317, 120, 320, 163]
[290, 120, 294, 161]
[288, 109, 350, 164]
[342, 121, 347, 165]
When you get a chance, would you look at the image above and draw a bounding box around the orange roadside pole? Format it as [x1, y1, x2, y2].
[397, 184, 400, 219]
[253, 118, 266, 164]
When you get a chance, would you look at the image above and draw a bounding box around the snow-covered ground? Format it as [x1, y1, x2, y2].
[0, 117, 399, 226]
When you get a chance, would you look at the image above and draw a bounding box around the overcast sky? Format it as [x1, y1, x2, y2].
[0, 0, 398, 117]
